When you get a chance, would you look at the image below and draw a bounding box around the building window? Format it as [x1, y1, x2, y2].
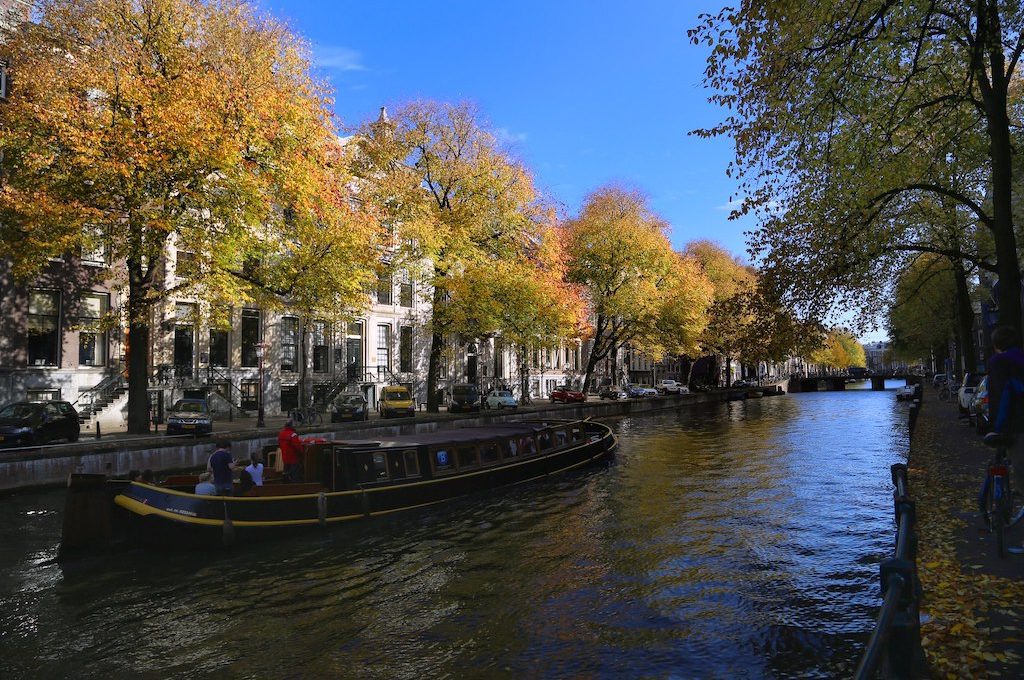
[28, 290, 60, 366]
[241, 309, 260, 367]
[311, 321, 328, 373]
[0, 61, 7, 100]
[345, 321, 364, 381]
[399, 326, 413, 373]
[377, 324, 391, 370]
[26, 389, 60, 401]
[281, 317, 298, 372]
[376, 274, 392, 305]
[81, 226, 106, 265]
[399, 274, 413, 307]
[240, 381, 258, 411]
[77, 293, 108, 367]
[280, 384, 299, 413]
[173, 302, 195, 379]
[175, 250, 196, 280]
[209, 329, 229, 368]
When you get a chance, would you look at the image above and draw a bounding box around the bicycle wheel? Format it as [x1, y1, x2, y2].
[988, 479, 1010, 558]
[308, 411, 323, 426]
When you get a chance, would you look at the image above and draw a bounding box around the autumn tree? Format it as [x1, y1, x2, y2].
[810, 329, 867, 371]
[692, 2, 1024, 337]
[0, 0, 378, 432]
[685, 241, 756, 385]
[352, 101, 542, 412]
[443, 225, 587, 403]
[564, 186, 712, 392]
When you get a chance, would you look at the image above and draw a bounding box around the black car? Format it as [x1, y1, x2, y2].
[331, 393, 369, 422]
[165, 398, 213, 435]
[0, 400, 81, 447]
[449, 383, 481, 413]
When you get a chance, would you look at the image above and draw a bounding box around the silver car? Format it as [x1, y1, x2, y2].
[484, 390, 518, 409]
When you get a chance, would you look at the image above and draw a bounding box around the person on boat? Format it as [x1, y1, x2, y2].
[141, 469, 155, 484]
[129, 469, 142, 482]
[278, 420, 304, 483]
[194, 472, 217, 496]
[238, 469, 255, 495]
[245, 453, 264, 487]
[207, 440, 236, 495]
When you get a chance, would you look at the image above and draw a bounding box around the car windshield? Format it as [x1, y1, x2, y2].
[0, 403, 37, 419]
[386, 389, 410, 400]
[172, 400, 206, 413]
[496, 391, 512, 397]
[339, 395, 364, 405]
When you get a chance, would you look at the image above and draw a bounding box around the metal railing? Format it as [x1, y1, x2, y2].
[853, 462, 925, 679]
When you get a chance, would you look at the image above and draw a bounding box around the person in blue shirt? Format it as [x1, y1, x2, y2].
[207, 440, 236, 496]
[194, 472, 217, 496]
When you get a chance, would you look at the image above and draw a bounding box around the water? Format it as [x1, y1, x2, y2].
[0, 384, 908, 678]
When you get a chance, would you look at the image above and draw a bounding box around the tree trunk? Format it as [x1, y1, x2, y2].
[425, 283, 446, 413]
[952, 261, 977, 374]
[299, 319, 309, 410]
[980, 4, 1023, 337]
[724, 356, 732, 387]
[126, 269, 151, 434]
[517, 345, 530, 405]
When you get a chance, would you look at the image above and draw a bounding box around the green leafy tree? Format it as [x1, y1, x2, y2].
[692, 2, 1024, 337]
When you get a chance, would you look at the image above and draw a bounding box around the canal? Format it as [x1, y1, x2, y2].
[0, 384, 908, 678]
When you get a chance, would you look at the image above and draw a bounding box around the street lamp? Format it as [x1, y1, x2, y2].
[255, 343, 266, 428]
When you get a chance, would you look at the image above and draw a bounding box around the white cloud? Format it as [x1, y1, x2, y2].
[495, 127, 528, 144]
[313, 45, 365, 72]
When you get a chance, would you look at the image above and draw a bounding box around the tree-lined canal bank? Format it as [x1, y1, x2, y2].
[0, 385, 908, 678]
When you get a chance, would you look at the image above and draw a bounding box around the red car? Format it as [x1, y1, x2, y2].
[550, 385, 585, 403]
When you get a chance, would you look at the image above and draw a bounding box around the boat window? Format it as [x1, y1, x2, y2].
[404, 450, 420, 477]
[372, 453, 388, 480]
[389, 451, 406, 479]
[571, 426, 584, 441]
[538, 431, 553, 451]
[555, 430, 568, 447]
[433, 447, 454, 473]
[457, 445, 479, 469]
[480, 441, 500, 465]
[522, 436, 537, 456]
[505, 438, 519, 458]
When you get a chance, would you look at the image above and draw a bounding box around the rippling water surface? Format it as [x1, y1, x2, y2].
[0, 385, 909, 678]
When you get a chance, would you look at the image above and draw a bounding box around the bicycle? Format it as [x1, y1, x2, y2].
[978, 432, 1024, 557]
[938, 383, 953, 401]
[289, 405, 323, 427]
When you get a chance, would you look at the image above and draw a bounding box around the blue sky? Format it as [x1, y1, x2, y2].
[260, 0, 752, 260]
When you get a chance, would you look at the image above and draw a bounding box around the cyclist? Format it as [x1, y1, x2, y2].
[984, 326, 1024, 533]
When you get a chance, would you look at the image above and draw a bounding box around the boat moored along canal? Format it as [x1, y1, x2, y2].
[59, 418, 616, 559]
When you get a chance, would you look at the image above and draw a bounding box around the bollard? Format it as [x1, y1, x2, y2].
[95, 422, 101, 439]
[879, 557, 925, 678]
[908, 400, 920, 438]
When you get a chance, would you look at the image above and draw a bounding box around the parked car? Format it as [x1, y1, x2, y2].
[970, 376, 990, 434]
[958, 373, 984, 415]
[932, 373, 950, 388]
[623, 384, 648, 398]
[732, 379, 751, 388]
[550, 385, 586, 403]
[165, 398, 213, 435]
[656, 379, 685, 395]
[378, 386, 415, 419]
[484, 390, 518, 409]
[331, 393, 369, 422]
[449, 383, 482, 413]
[599, 386, 628, 400]
[0, 400, 80, 447]
[895, 385, 916, 401]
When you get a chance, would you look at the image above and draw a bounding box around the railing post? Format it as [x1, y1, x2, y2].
[879, 558, 924, 678]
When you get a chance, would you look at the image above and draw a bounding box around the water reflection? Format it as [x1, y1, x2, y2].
[0, 390, 908, 678]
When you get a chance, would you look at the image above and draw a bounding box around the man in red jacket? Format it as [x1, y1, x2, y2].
[278, 419, 304, 483]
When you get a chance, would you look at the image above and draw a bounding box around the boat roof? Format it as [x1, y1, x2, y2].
[331, 420, 582, 449]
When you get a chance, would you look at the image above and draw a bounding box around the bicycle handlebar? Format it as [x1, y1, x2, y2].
[984, 432, 1016, 449]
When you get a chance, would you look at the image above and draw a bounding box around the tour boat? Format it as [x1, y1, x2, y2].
[59, 418, 616, 559]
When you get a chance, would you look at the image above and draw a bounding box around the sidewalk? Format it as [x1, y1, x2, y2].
[910, 387, 1024, 676]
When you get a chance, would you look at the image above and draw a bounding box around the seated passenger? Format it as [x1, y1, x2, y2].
[245, 453, 264, 487]
[238, 469, 255, 495]
[194, 472, 217, 496]
[141, 469, 155, 484]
